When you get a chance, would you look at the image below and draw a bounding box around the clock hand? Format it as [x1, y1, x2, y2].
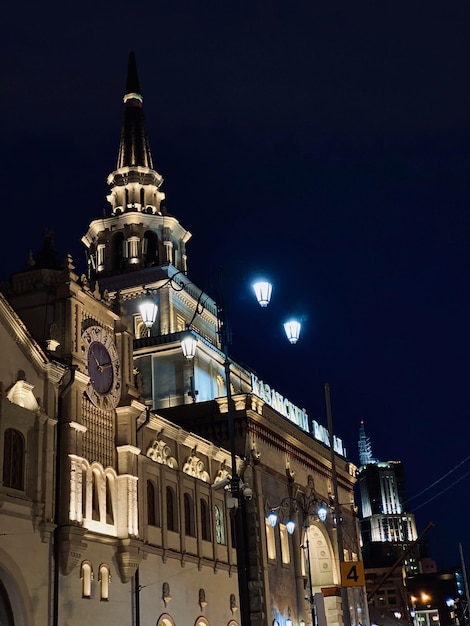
[101, 362, 113, 370]
[90, 348, 101, 367]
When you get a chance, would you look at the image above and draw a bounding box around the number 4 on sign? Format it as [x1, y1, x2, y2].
[340, 561, 365, 587]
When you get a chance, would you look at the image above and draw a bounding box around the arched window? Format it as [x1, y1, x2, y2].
[3, 428, 24, 490]
[99, 564, 111, 601]
[140, 187, 145, 208]
[200, 498, 211, 541]
[184, 493, 195, 537]
[112, 232, 124, 272]
[106, 475, 114, 524]
[143, 231, 159, 267]
[81, 561, 93, 598]
[92, 472, 100, 521]
[147, 479, 160, 526]
[82, 468, 87, 519]
[215, 504, 226, 544]
[0, 579, 14, 626]
[166, 486, 178, 531]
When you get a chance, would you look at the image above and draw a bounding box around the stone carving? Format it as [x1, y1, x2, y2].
[182, 448, 210, 482]
[146, 438, 178, 468]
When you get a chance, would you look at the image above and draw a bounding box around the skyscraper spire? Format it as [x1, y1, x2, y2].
[358, 420, 376, 466]
[116, 52, 154, 169]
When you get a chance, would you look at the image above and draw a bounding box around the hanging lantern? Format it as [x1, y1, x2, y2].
[267, 510, 278, 528]
[317, 503, 328, 522]
[284, 320, 301, 344]
[180, 331, 197, 360]
[286, 518, 296, 535]
[139, 291, 158, 328]
[252, 280, 272, 307]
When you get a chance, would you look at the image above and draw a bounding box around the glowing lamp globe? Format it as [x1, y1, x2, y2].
[284, 320, 301, 344]
[317, 504, 328, 522]
[267, 511, 278, 528]
[139, 293, 158, 328]
[252, 281, 272, 307]
[286, 519, 296, 535]
[180, 332, 197, 360]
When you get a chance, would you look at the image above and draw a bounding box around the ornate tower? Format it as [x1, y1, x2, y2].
[82, 52, 191, 281]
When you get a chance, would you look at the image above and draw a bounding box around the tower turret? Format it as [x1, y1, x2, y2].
[82, 53, 191, 281]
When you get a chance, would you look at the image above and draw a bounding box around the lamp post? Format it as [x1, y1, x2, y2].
[267, 492, 331, 626]
[325, 383, 351, 626]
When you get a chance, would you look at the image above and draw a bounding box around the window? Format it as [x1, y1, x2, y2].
[143, 231, 159, 267]
[0, 579, 14, 625]
[3, 428, 24, 490]
[184, 493, 195, 536]
[125, 237, 140, 263]
[280, 524, 290, 564]
[166, 486, 178, 531]
[81, 562, 93, 598]
[106, 476, 114, 524]
[112, 233, 124, 271]
[82, 468, 87, 518]
[265, 518, 276, 560]
[215, 505, 226, 544]
[147, 480, 160, 526]
[96, 244, 105, 271]
[99, 564, 111, 601]
[92, 472, 100, 521]
[200, 498, 211, 541]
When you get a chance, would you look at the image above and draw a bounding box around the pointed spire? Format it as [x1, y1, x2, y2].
[126, 51, 141, 95]
[117, 52, 154, 169]
[358, 420, 377, 466]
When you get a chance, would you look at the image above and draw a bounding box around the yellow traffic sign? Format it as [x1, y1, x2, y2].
[340, 561, 365, 587]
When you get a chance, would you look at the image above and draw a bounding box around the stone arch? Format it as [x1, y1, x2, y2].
[195, 617, 210, 626]
[156, 613, 176, 626]
[0, 547, 34, 625]
[305, 520, 339, 590]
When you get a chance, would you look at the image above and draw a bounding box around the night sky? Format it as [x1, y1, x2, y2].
[2, 2, 469, 569]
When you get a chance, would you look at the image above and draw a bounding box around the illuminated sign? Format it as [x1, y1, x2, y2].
[251, 373, 309, 432]
[250, 373, 346, 457]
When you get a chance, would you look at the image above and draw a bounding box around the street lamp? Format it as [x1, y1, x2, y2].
[138, 271, 303, 624]
[267, 492, 332, 626]
[252, 280, 272, 307]
[284, 319, 301, 344]
[139, 290, 158, 328]
[180, 330, 197, 360]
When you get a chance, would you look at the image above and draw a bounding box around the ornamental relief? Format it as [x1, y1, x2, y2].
[182, 449, 210, 482]
[213, 460, 231, 484]
[146, 438, 178, 468]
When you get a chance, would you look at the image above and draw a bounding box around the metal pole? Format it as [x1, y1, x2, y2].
[219, 272, 250, 625]
[459, 543, 470, 626]
[305, 525, 317, 626]
[325, 383, 351, 626]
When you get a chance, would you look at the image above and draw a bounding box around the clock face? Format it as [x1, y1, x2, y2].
[82, 326, 121, 409]
[87, 341, 114, 394]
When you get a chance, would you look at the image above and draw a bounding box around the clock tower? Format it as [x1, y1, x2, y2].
[5, 233, 143, 582]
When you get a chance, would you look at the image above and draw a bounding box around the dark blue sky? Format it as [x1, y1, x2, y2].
[1, 2, 469, 568]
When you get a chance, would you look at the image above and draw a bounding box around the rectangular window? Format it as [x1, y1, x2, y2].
[280, 524, 290, 565]
[265, 519, 276, 560]
[97, 244, 105, 271]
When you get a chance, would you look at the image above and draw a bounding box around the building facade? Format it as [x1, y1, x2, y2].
[357, 421, 420, 626]
[0, 54, 366, 626]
